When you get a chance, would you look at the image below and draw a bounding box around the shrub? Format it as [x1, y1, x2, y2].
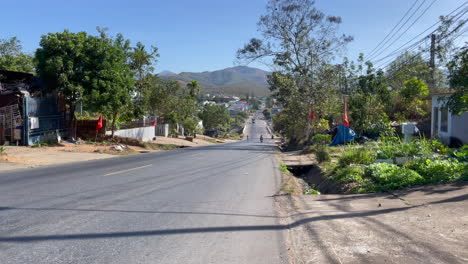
[304, 189, 321, 195]
[338, 146, 376, 167]
[314, 145, 331, 163]
[0, 146, 5, 155]
[449, 145, 468, 162]
[279, 163, 290, 174]
[365, 163, 424, 191]
[333, 166, 365, 184]
[405, 158, 468, 183]
[311, 134, 332, 145]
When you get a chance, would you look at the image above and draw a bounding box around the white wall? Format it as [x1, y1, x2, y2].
[106, 126, 155, 142]
[432, 94, 468, 144]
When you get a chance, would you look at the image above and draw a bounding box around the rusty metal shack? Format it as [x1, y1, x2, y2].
[0, 70, 66, 145]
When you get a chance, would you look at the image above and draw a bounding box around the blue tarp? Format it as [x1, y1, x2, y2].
[330, 125, 357, 146]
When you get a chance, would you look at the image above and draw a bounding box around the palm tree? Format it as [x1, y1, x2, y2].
[187, 80, 200, 98]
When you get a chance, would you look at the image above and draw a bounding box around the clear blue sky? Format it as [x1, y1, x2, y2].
[1, 0, 466, 73]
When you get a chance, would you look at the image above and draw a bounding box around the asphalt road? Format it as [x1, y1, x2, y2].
[0, 116, 288, 263]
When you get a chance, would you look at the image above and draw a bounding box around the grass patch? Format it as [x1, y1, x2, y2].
[338, 146, 376, 167]
[304, 189, 321, 195]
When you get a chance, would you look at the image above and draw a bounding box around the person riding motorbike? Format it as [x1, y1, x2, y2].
[260, 135, 263, 143]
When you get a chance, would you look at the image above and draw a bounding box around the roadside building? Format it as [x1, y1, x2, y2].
[431, 93, 468, 146]
[0, 70, 66, 146]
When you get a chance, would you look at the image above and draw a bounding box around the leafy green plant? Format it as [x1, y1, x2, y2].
[338, 146, 376, 167]
[304, 189, 321, 195]
[405, 158, 468, 183]
[310, 134, 331, 145]
[365, 163, 424, 191]
[314, 145, 331, 163]
[333, 166, 365, 184]
[0, 146, 5, 155]
[449, 145, 468, 162]
[279, 163, 290, 174]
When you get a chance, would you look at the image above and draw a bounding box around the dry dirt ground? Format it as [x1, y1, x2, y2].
[276, 176, 468, 264]
[0, 135, 232, 172]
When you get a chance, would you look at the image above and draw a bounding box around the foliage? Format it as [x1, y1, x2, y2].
[304, 189, 321, 195]
[400, 77, 429, 100]
[377, 138, 433, 159]
[311, 118, 330, 134]
[385, 52, 443, 92]
[198, 105, 231, 131]
[183, 117, 201, 136]
[0, 146, 5, 155]
[333, 166, 365, 184]
[187, 80, 201, 98]
[446, 47, 467, 115]
[365, 163, 424, 191]
[0, 37, 34, 73]
[338, 146, 376, 167]
[314, 145, 331, 163]
[449, 145, 468, 162]
[310, 134, 332, 145]
[405, 158, 468, 183]
[238, 0, 351, 142]
[279, 163, 290, 174]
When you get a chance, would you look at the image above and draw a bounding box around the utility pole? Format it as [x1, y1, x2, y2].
[429, 34, 436, 92]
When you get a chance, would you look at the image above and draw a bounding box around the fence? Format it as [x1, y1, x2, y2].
[76, 120, 107, 140]
[24, 97, 67, 145]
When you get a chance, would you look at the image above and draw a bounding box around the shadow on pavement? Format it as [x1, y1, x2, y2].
[1, 192, 466, 243]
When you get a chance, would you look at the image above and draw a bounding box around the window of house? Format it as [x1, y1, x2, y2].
[440, 107, 448, 132]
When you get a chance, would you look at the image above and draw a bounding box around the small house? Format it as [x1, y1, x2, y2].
[431, 93, 468, 146]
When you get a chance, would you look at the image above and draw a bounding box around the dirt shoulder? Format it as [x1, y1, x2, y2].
[276, 156, 468, 263]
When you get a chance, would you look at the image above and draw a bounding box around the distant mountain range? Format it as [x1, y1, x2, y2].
[159, 66, 271, 96]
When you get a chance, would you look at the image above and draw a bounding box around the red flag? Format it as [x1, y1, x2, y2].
[310, 108, 315, 120]
[343, 97, 350, 127]
[96, 115, 103, 131]
[151, 120, 157, 126]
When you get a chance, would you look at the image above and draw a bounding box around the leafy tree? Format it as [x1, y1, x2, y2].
[81, 35, 135, 136]
[400, 78, 429, 100]
[446, 47, 467, 115]
[36, 30, 135, 136]
[0, 37, 34, 73]
[237, 0, 351, 141]
[385, 52, 441, 91]
[36, 31, 89, 135]
[187, 80, 201, 98]
[198, 105, 230, 130]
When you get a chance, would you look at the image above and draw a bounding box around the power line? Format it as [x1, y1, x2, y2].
[369, 0, 438, 61]
[367, 0, 421, 58]
[371, 2, 468, 66]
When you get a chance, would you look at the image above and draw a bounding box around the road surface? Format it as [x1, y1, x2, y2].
[0, 116, 287, 263]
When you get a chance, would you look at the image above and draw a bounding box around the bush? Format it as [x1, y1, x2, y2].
[311, 134, 332, 145]
[333, 166, 365, 184]
[0, 146, 5, 155]
[377, 138, 433, 159]
[405, 158, 468, 183]
[449, 145, 468, 162]
[365, 163, 424, 191]
[279, 163, 290, 174]
[314, 145, 331, 163]
[338, 146, 376, 167]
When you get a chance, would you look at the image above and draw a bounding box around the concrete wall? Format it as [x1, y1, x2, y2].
[106, 126, 155, 142]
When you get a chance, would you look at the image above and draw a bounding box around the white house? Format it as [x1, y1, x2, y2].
[431, 94, 468, 145]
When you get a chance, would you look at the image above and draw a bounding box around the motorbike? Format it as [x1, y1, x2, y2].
[260, 136, 263, 143]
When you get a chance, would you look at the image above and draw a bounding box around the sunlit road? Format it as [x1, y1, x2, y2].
[0, 115, 287, 263]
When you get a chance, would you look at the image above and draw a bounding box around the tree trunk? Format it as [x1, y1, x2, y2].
[69, 104, 76, 139]
[111, 112, 118, 137]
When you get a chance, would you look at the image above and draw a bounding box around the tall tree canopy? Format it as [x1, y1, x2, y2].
[237, 0, 352, 141]
[35, 30, 135, 136]
[0, 37, 34, 73]
[446, 47, 468, 115]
